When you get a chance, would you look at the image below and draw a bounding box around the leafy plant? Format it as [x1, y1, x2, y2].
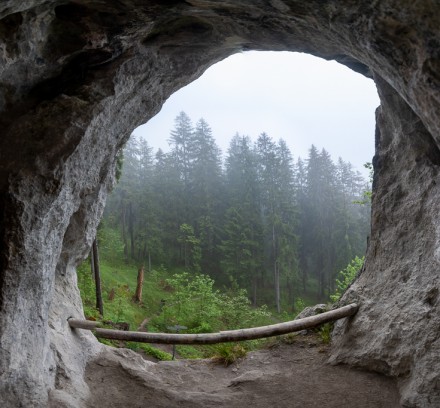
[318, 323, 333, 344]
[211, 343, 247, 366]
[294, 297, 306, 314]
[330, 256, 364, 302]
[153, 272, 271, 334]
[354, 162, 373, 205]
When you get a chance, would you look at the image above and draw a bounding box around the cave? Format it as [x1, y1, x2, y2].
[0, 1, 439, 407]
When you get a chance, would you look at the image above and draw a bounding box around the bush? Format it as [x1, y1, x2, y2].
[211, 343, 247, 366]
[318, 323, 333, 344]
[330, 256, 364, 302]
[152, 272, 271, 334]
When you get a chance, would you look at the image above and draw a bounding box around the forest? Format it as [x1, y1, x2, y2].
[102, 111, 371, 314]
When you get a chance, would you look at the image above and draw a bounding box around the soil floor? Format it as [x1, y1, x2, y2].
[85, 334, 401, 407]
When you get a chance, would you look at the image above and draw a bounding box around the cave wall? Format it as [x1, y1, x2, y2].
[331, 75, 440, 407]
[0, 1, 439, 407]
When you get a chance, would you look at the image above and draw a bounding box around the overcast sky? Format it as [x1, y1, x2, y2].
[133, 51, 379, 178]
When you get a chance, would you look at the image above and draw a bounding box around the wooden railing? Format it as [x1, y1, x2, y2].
[68, 303, 358, 345]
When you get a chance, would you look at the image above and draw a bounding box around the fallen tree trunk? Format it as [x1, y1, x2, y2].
[68, 319, 102, 330]
[69, 303, 358, 345]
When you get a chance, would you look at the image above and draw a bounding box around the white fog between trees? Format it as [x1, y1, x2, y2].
[134, 51, 379, 178]
[103, 111, 371, 312]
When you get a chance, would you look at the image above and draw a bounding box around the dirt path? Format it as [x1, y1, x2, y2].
[85, 334, 401, 407]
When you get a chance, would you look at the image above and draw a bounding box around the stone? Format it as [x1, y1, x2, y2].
[295, 304, 328, 320]
[0, 1, 439, 407]
[329, 76, 440, 408]
[228, 370, 265, 387]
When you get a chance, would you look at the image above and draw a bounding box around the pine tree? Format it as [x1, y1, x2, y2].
[190, 118, 224, 274]
[222, 134, 263, 304]
[168, 111, 194, 222]
[152, 148, 183, 265]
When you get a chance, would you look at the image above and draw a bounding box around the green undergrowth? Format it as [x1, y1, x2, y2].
[211, 343, 247, 366]
[77, 256, 278, 360]
[126, 342, 173, 361]
[76, 228, 358, 360]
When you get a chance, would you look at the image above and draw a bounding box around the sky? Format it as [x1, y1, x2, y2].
[133, 51, 380, 178]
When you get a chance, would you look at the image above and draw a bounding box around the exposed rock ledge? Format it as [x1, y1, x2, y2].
[0, 1, 439, 407]
[84, 336, 400, 408]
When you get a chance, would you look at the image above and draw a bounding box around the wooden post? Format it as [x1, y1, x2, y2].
[69, 303, 358, 345]
[133, 265, 144, 303]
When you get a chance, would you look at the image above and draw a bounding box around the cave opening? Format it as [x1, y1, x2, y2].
[1, 2, 439, 407]
[88, 50, 378, 330]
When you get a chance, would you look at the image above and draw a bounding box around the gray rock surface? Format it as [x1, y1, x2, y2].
[0, 1, 439, 407]
[330, 76, 440, 407]
[85, 336, 401, 408]
[295, 304, 328, 320]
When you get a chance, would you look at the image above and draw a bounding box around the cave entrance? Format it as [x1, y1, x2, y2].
[2, 3, 439, 406]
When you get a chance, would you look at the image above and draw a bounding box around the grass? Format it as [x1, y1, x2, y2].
[211, 343, 247, 366]
[126, 342, 173, 361]
[76, 228, 329, 360]
[78, 256, 174, 331]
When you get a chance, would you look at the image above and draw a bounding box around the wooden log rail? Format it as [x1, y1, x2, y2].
[68, 303, 358, 345]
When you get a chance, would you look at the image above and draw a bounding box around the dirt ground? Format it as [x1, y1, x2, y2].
[85, 334, 401, 407]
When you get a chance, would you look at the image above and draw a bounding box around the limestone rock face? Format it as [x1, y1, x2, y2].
[330, 76, 440, 408]
[0, 1, 439, 407]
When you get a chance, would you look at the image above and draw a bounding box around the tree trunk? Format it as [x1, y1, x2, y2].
[275, 261, 281, 313]
[134, 265, 144, 303]
[273, 224, 280, 313]
[92, 238, 104, 316]
[121, 204, 128, 264]
[90, 251, 95, 281]
[128, 202, 135, 260]
[287, 274, 294, 310]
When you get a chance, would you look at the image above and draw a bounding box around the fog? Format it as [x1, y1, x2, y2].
[134, 51, 379, 177]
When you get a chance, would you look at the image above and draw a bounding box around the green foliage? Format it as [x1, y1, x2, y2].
[97, 225, 125, 265]
[330, 256, 364, 302]
[126, 342, 172, 361]
[77, 256, 158, 330]
[353, 162, 373, 205]
[318, 323, 333, 344]
[77, 258, 102, 319]
[103, 112, 371, 309]
[152, 272, 271, 334]
[211, 343, 247, 366]
[294, 297, 306, 314]
[105, 284, 132, 323]
[176, 345, 204, 359]
[217, 289, 271, 329]
[177, 223, 201, 272]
